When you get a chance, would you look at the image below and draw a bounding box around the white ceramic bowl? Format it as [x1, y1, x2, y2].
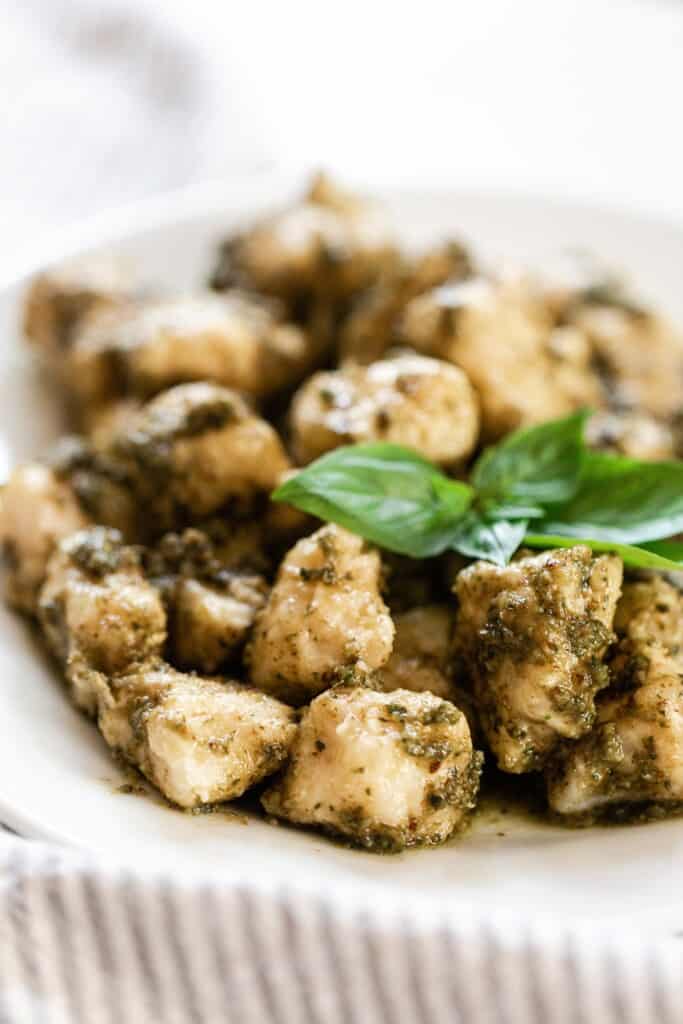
[2, 171, 683, 936]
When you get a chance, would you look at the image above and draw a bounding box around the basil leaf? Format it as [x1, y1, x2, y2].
[538, 452, 683, 544]
[480, 502, 545, 521]
[472, 409, 589, 508]
[524, 533, 683, 572]
[638, 540, 683, 563]
[451, 515, 529, 568]
[272, 443, 473, 558]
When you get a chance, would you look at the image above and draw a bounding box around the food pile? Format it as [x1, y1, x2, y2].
[4, 175, 683, 852]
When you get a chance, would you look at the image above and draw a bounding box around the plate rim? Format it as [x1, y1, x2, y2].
[6, 165, 683, 293]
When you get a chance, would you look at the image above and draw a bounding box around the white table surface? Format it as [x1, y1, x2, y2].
[2, 0, 683, 280]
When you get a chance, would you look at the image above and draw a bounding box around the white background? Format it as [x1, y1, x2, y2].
[2, 0, 683, 271]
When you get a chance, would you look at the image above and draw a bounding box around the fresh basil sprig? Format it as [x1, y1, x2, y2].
[272, 411, 683, 570]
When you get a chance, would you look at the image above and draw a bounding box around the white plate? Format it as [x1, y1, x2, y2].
[2, 171, 683, 937]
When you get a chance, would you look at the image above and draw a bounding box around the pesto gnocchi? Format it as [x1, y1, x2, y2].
[5, 175, 683, 851]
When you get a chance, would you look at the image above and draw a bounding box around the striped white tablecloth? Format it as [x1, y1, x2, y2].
[1, 831, 682, 1024]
